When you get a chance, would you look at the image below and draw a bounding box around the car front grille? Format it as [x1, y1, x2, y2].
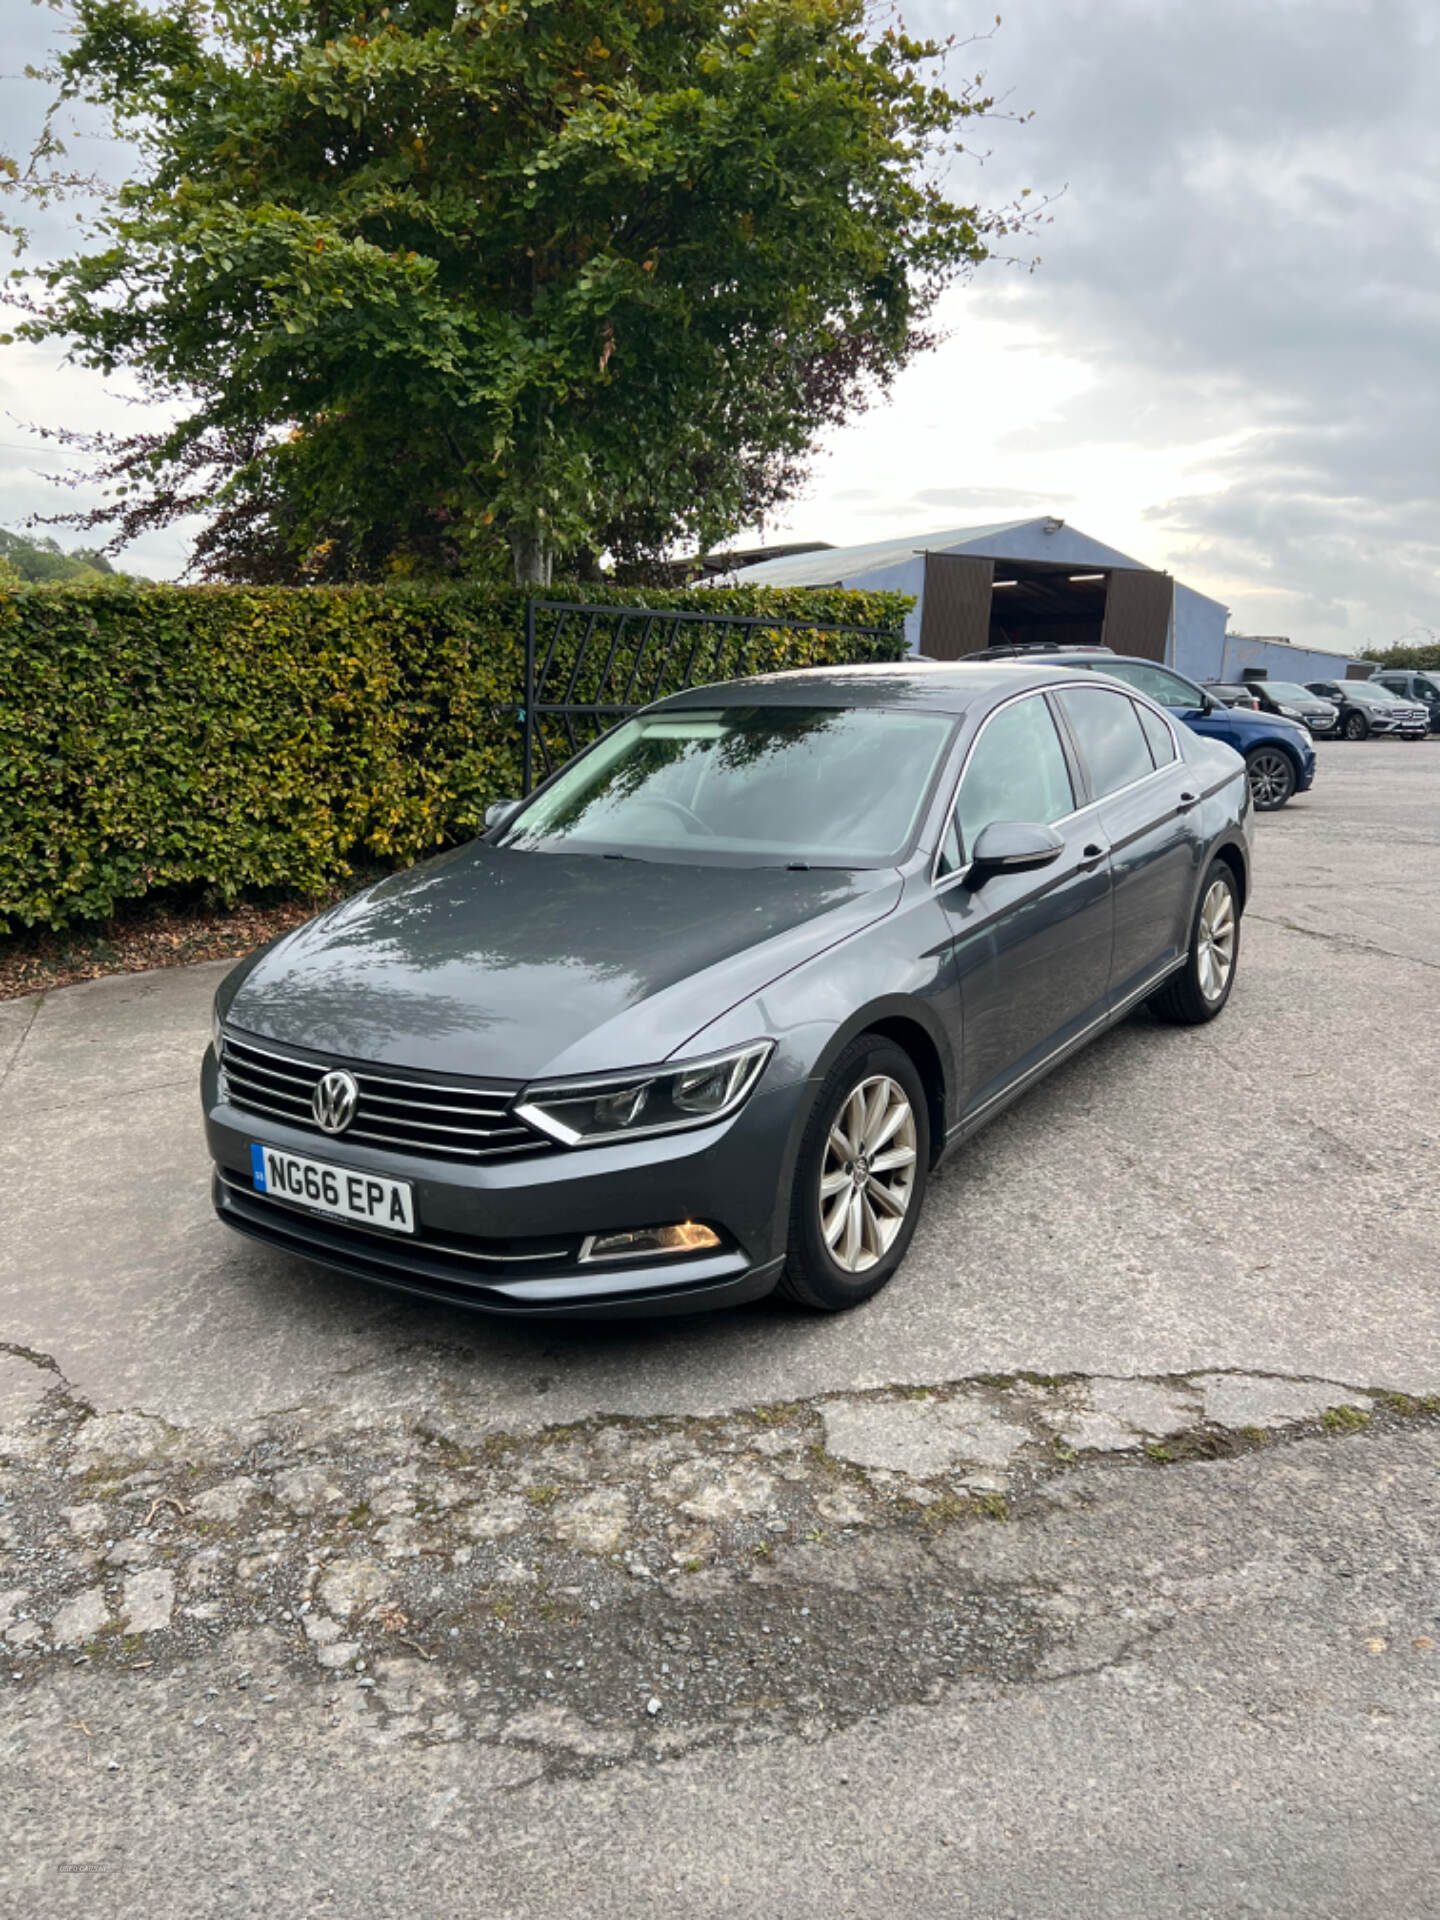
[219, 1032, 554, 1162]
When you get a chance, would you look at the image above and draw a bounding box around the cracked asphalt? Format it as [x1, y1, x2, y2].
[2, 739, 1439, 1917]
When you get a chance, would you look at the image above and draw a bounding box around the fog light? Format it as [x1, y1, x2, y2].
[580, 1222, 721, 1263]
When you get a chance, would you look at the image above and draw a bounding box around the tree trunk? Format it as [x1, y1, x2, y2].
[510, 530, 552, 588]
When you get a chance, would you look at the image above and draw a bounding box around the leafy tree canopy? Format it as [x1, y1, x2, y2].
[0, 525, 143, 583]
[8, 0, 1032, 583]
[1362, 636, 1440, 671]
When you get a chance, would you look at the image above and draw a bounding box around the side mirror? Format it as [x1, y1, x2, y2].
[485, 797, 523, 834]
[970, 820, 1065, 875]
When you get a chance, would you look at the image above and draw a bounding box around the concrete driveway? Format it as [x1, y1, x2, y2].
[2, 740, 1437, 1435]
[3, 737, 1438, 1919]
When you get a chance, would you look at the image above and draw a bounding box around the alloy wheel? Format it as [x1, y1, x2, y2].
[1197, 879, 1236, 1002]
[819, 1075, 918, 1273]
[1246, 749, 1293, 809]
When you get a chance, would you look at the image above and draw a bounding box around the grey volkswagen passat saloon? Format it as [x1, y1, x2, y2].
[204, 663, 1253, 1318]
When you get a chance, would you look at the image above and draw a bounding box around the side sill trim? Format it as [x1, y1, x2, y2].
[943, 954, 1188, 1147]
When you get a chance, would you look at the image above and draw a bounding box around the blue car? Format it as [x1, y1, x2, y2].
[969, 646, 1316, 811]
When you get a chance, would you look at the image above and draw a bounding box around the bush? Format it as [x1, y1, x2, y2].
[0, 581, 910, 933]
[1361, 641, 1440, 671]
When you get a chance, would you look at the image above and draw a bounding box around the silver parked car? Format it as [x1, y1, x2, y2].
[1306, 679, 1429, 740]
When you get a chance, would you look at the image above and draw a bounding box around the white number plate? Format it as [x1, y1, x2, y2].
[250, 1144, 415, 1234]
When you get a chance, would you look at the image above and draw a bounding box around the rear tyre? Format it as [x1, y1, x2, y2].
[1149, 861, 1241, 1026]
[1343, 711, 1369, 742]
[777, 1035, 930, 1312]
[1244, 746, 1296, 811]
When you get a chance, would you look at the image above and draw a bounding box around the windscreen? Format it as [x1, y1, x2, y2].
[500, 706, 956, 866]
[1259, 681, 1321, 702]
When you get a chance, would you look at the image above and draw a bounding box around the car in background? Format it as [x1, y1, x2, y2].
[1305, 678, 1429, 741]
[1206, 682, 1263, 710]
[203, 661, 1253, 1319]
[974, 645, 1315, 811]
[1370, 668, 1440, 732]
[1235, 678, 1340, 736]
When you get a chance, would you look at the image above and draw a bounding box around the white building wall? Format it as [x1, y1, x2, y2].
[827, 556, 927, 653]
[1170, 582, 1231, 678]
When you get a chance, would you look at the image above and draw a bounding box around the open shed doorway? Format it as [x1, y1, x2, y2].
[919, 553, 1173, 662]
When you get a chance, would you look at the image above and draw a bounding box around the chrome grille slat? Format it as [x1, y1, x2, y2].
[223, 1069, 312, 1106]
[223, 1034, 514, 1097]
[220, 1033, 553, 1162]
[224, 1054, 317, 1090]
[357, 1089, 510, 1119]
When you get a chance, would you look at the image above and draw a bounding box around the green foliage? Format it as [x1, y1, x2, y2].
[0, 580, 908, 932]
[1361, 640, 1440, 671]
[12, 0, 1023, 582]
[0, 528, 136, 584]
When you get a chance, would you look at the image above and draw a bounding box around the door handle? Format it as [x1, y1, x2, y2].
[1176, 790, 1198, 812]
[1079, 841, 1107, 869]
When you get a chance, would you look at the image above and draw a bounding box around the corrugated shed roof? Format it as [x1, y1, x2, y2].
[707, 520, 1038, 587]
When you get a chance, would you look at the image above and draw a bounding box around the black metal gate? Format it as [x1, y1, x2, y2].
[520, 598, 905, 793]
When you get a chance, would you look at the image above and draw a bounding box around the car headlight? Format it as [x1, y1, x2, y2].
[516, 1041, 774, 1146]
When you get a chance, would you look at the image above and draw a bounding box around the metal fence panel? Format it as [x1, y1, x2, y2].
[520, 599, 904, 793]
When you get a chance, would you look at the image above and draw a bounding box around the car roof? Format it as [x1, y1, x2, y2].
[653, 659, 1117, 715]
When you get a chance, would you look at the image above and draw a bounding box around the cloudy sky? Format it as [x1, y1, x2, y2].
[3, 0, 1437, 651]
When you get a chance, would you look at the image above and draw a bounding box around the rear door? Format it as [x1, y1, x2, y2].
[1052, 685, 1196, 1006]
[936, 692, 1113, 1121]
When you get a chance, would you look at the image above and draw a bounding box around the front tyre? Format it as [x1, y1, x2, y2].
[1343, 711, 1369, 741]
[778, 1035, 930, 1311]
[1149, 861, 1241, 1026]
[1245, 746, 1296, 810]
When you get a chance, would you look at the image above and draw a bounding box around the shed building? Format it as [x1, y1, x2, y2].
[711, 517, 1373, 683]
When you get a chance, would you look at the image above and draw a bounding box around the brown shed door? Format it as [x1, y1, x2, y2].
[1100, 568, 1173, 662]
[919, 553, 995, 659]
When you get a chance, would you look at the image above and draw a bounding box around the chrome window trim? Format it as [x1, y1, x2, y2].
[928, 680, 1184, 889]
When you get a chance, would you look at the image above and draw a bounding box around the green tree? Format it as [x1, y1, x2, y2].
[8, 0, 1030, 584]
[0, 527, 130, 582]
[1362, 634, 1440, 671]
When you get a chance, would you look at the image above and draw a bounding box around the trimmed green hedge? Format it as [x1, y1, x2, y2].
[0, 581, 910, 933]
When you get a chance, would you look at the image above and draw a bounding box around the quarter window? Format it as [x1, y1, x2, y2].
[1055, 687, 1155, 799]
[947, 694, 1075, 868]
[1137, 703, 1177, 766]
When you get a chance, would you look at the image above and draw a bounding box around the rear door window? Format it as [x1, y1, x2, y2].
[1054, 687, 1156, 799]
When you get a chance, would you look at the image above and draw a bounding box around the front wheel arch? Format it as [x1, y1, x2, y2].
[802, 998, 954, 1168]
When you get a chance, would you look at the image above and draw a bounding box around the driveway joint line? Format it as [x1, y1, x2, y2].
[0, 991, 45, 1098]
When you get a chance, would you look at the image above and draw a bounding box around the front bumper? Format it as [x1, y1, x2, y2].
[203, 1048, 807, 1317]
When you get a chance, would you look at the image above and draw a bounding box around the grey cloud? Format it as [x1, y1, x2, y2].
[911, 0, 1440, 646]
